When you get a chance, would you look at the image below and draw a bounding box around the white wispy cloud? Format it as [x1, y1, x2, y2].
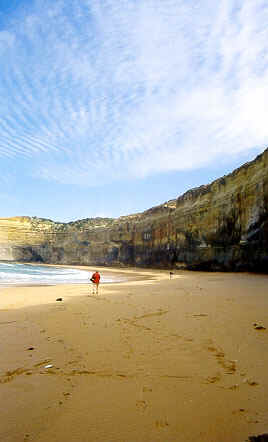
[0, 0, 267, 186]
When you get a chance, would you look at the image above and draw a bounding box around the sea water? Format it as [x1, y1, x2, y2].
[0, 262, 117, 287]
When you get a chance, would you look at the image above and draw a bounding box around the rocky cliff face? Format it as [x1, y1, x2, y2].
[1, 148, 268, 271]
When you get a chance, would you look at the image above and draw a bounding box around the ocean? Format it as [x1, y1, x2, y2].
[0, 262, 118, 287]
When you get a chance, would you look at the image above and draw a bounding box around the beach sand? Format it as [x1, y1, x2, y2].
[0, 266, 268, 442]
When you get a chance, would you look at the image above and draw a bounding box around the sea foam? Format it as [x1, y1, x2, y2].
[0, 263, 117, 287]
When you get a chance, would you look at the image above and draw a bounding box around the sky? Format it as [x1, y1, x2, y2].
[0, 0, 267, 222]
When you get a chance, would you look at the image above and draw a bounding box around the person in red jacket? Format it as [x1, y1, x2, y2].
[90, 270, 100, 295]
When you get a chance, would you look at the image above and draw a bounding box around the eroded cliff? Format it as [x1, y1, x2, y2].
[1, 148, 268, 271]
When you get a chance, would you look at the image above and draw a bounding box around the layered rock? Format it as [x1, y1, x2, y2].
[0, 148, 267, 271]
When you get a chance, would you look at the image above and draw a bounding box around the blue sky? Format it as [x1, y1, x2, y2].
[0, 0, 267, 222]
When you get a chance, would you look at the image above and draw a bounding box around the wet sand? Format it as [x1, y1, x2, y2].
[0, 267, 268, 442]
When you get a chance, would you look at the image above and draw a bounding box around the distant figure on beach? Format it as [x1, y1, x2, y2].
[90, 271, 100, 295]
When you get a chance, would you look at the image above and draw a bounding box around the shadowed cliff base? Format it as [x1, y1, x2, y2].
[0, 148, 267, 273]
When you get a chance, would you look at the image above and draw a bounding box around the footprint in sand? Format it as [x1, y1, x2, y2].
[142, 386, 153, 392]
[206, 343, 236, 374]
[0, 368, 29, 384]
[243, 378, 259, 387]
[136, 400, 148, 411]
[204, 374, 221, 384]
[155, 419, 169, 429]
[228, 384, 239, 390]
[232, 408, 246, 415]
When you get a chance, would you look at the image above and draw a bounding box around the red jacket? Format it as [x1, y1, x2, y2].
[92, 272, 100, 283]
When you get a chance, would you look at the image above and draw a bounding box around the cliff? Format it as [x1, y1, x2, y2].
[1, 148, 268, 272]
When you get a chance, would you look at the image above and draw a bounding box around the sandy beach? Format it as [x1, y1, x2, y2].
[0, 266, 268, 442]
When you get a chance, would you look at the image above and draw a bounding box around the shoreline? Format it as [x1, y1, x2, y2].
[0, 264, 159, 297]
[0, 265, 166, 311]
[1, 269, 268, 441]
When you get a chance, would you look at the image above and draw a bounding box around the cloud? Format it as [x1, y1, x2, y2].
[0, 0, 267, 186]
[0, 30, 15, 51]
